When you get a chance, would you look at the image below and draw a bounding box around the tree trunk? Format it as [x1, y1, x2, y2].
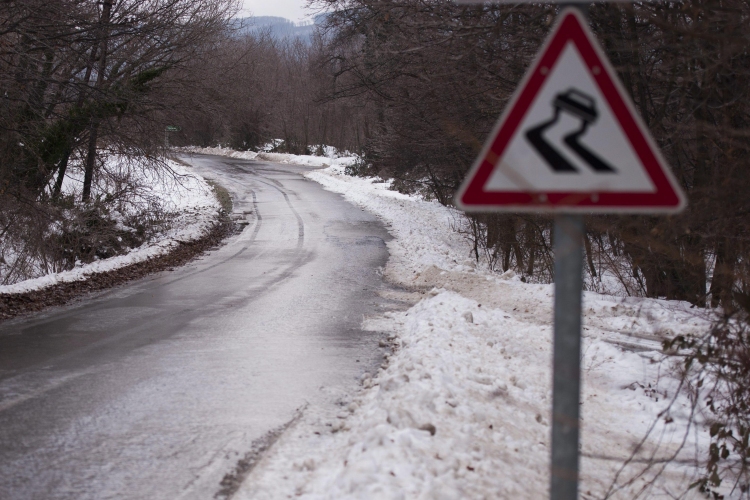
[82, 126, 98, 202]
[710, 238, 736, 310]
[52, 151, 70, 199]
[82, 0, 112, 202]
[584, 232, 597, 278]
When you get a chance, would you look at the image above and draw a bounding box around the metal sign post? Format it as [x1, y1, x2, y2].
[453, 4, 687, 500]
[550, 214, 584, 500]
[165, 125, 180, 148]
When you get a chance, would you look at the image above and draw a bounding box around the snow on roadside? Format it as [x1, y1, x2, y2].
[235, 164, 712, 499]
[181, 146, 259, 161]
[181, 146, 358, 169]
[0, 159, 220, 295]
[306, 167, 477, 279]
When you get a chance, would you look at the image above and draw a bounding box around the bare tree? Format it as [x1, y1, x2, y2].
[0, 0, 237, 283]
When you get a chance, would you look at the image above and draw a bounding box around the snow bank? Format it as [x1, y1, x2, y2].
[306, 165, 477, 278]
[181, 146, 358, 169]
[0, 159, 220, 295]
[237, 165, 712, 499]
[181, 146, 259, 161]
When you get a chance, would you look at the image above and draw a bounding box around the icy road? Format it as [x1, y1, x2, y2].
[0, 155, 393, 499]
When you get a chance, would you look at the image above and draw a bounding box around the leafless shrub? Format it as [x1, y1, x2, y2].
[455, 213, 555, 281]
[661, 311, 750, 499]
[0, 0, 236, 284]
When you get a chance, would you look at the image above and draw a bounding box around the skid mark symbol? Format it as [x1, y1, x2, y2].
[525, 89, 616, 174]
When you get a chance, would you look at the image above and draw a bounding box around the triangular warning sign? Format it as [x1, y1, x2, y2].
[456, 8, 686, 213]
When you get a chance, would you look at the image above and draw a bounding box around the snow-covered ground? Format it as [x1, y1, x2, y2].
[180, 146, 357, 169]
[0, 158, 220, 294]
[1, 145, 352, 294]
[4, 145, 716, 496]
[224, 163, 713, 499]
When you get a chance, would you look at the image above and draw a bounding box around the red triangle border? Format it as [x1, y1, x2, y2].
[457, 9, 686, 213]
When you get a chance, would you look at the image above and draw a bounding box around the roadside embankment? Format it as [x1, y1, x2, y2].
[0, 159, 232, 320]
[233, 163, 711, 499]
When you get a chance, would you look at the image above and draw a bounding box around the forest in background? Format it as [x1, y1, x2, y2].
[171, 0, 750, 313]
[2, 0, 750, 493]
[3, 1, 747, 312]
[304, 0, 750, 315]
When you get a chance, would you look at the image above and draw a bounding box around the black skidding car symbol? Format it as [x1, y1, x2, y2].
[525, 89, 616, 174]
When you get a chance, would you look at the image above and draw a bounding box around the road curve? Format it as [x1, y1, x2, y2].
[0, 155, 393, 499]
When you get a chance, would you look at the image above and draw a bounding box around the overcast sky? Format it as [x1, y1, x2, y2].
[240, 0, 313, 22]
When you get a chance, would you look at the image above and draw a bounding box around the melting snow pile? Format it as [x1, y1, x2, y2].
[235, 164, 713, 499]
[181, 145, 357, 169]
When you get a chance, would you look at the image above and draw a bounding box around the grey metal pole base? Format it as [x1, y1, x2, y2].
[550, 214, 584, 500]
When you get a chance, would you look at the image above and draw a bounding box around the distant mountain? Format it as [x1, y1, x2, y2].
[232, 15, 325, 41]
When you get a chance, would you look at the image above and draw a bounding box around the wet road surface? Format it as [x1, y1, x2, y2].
[0, 155, 393, 499]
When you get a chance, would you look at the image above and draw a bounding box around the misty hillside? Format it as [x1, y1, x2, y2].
[233, 16, 320, 41]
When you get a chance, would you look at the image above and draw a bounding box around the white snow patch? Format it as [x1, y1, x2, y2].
[181, 145, 358, 169]
[0, 159, 220, 295]
[233, 164, 713, 499]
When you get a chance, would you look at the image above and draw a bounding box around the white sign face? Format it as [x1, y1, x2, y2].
[455, 8, 686, 213]
[484, 42, 655, 194]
